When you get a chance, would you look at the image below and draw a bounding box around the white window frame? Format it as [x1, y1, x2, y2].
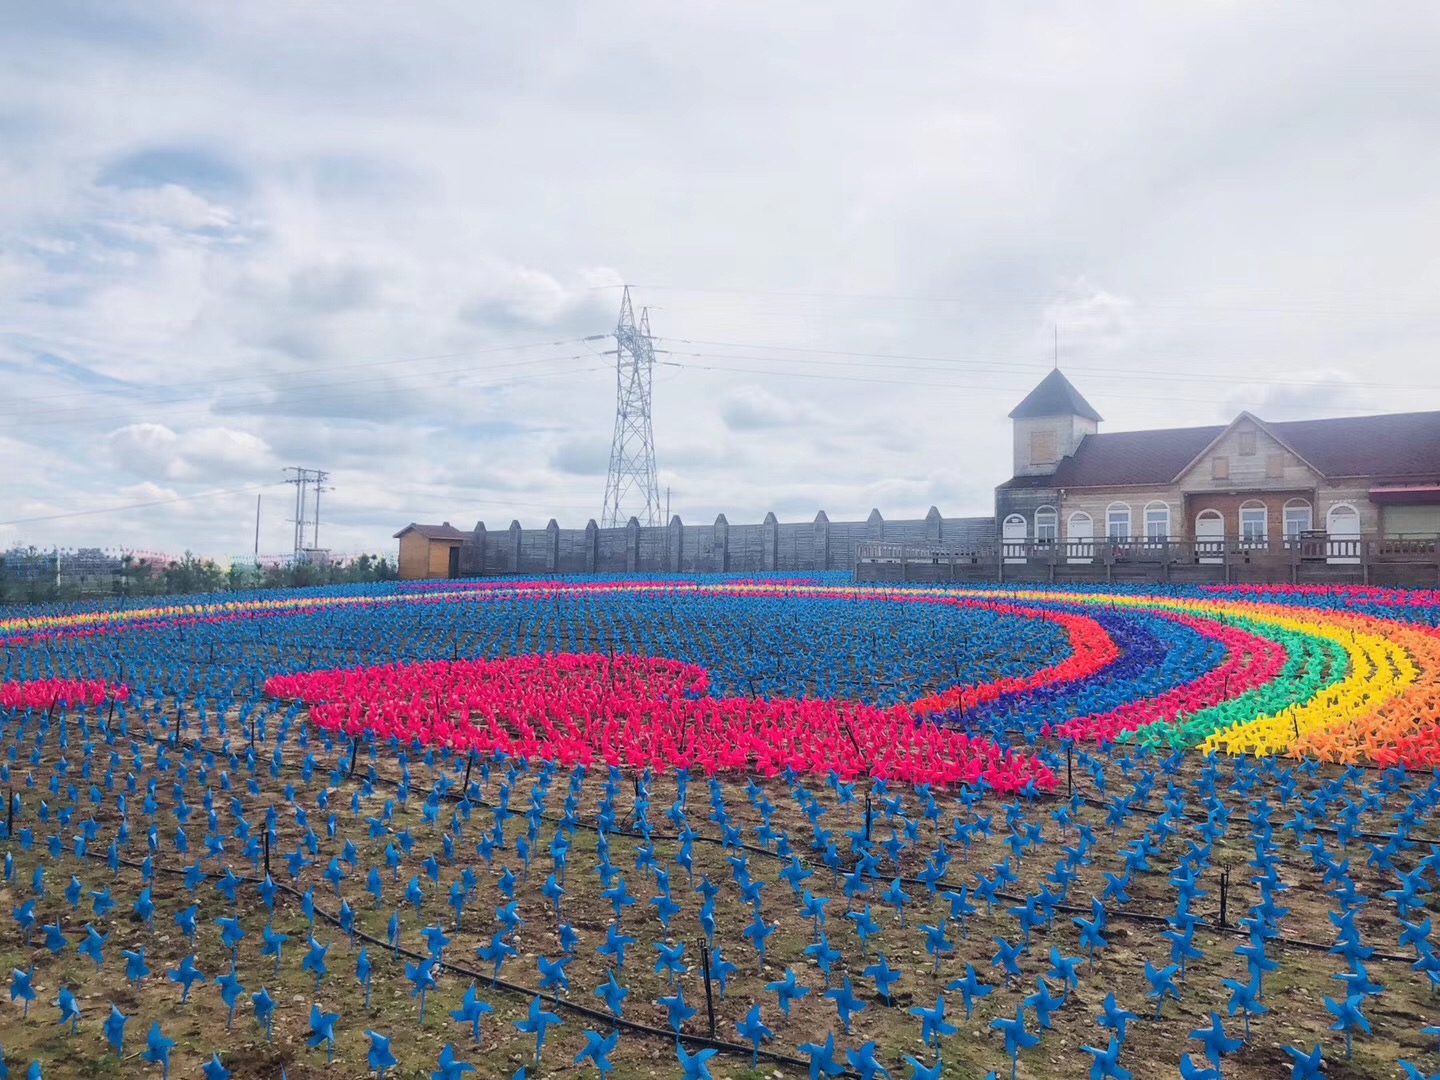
[1034, 505, 1058, 543]
[1239, 501, 1268, 547]
[1106, 502, 1131, 541]
[1144, 502, 1171, 543]
[1283, 499, 1313, 541]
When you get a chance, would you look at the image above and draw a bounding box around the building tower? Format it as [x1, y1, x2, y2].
[601, 286, 662, 528]
[1007, 368, 1102, 477]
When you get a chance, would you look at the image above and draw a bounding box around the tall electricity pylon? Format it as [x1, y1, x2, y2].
[601, 286, 661, 527]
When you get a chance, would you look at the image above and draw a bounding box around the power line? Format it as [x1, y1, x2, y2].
[661, 356, 1409, 414]
[0, 363, 606, 436]
[596, 282, 1440, 320]
[2, 335, 601, 405]
[0, 482, 286, 527]
[0, 351, 601, 426]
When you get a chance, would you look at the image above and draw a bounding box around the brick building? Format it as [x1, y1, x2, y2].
[995, 369, 1440, 560]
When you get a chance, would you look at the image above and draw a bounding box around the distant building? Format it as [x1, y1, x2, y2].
[394, 522, 466, 580]
[996, 369, 1440, 558]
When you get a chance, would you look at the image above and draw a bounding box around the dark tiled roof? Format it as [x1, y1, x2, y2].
[1008, 369, 1103, 422]
[1048, 424, 1224, 487]
[393, 522, 467, 541]
[1269, 412, 1440, 480]
[1000, 410, 1440, 489]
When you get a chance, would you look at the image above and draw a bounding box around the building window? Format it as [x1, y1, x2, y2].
[1240, 501, 1268, 546]
[1212, 457, 1230, 480]
[1106, 502, 1132, 541]
[1266, 453, 1285, 479]
[1238, 429, 1257, 456]
[1034, 506, 1058, 543]
[1144, 502, 1171, 542]
[1283, 499, 1313, 539]
[1030, 430, 1058, 465]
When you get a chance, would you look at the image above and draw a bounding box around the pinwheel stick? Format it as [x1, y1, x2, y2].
[697, 939, 717, 1038]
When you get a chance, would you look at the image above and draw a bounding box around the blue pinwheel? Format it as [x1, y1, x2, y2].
[736, 1004, 774, 1066]
[1221, 976, 1268, 1039]
[991, 1006, 1040, 1080]
[216, 967, 245, 1030]
[1323, 994, 1371, 1059]
[167, 955, 206, 1003]
[102, 1004, 127, 1058]
[1144, 960, 1181, 1019]
[595, 969, 629, 1022]
[766, 968, 811, 1017]
[865, 952, 903, 1005]
[574, 1029, 619, 1075]
[1189, 1012, 1243, 1072]
[143, 1021, 176, 1080]
[450, 984, 494, 1045]
[308, 1004, 341, 1065]
[910, 995, 958, 1050]
[825, 975, 866, 1034]
[357, 947, 374, 1009]
[55, 986, 81, 1033]
[846, 1041, 893, 1080]
[253, 987, 276, 1042]
[676, 1044, 718, 1080]
[433, 1043, 476, 1080]
[514, 996, 562, 1065]
[798, 1032, 844, 1079]
[1082, 1034, 1129, 1080]
[367, 1030, 399, 1077]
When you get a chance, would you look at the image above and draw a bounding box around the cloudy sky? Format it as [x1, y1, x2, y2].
[3, 3, 1439, 559]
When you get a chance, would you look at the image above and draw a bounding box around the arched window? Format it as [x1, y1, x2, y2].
[1106, 502, 1131, 541]
[1143, 501, 1171, 542]
[1034, 505, 1058, 543]
[1239, 500, 1268, 547]
[1002, 514, 1027, 540]
[1283, 498, 1313, 541]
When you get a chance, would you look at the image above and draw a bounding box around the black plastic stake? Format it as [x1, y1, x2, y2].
[263, 832, 271, 878]
[864, 794, 873, 843]
[6, 789, 13, 835]
[348, 739, 359, 779]
[1067, 745, 1074, 797]
[698, 938, 717, 1038]
[1219, 869, 1230, 928]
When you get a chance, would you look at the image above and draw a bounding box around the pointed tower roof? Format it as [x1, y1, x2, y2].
[1008, 369, 1102, 422]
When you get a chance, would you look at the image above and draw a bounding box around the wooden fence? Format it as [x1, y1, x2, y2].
[855, 534, 1440, 587]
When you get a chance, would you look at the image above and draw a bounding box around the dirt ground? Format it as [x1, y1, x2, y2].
[1, 719, 1438, 1080]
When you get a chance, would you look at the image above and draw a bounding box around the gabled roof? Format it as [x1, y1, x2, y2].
[393, 522, 467, 541]
[998, 410, 1440, 490]
[1171, 412, 1324, 484]
[1009, 369, 1103, 422]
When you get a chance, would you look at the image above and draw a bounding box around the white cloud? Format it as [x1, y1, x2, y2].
[3, 2, 1440, 555]
[108, 423, 273, 481]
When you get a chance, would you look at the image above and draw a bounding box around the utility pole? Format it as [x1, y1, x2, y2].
[254, 495, 261, 558]
[601, 287, 662, 527]
[283, 467, 330, 559]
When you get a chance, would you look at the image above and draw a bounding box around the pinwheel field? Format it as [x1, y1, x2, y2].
[4, 575, 1440, 1080]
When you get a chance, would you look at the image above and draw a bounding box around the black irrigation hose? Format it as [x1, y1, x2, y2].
[65, 846, 854, 1076]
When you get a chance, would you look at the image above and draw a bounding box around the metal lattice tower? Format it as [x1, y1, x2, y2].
[283, 466, 330, 557]
[601, 286, 661, 527]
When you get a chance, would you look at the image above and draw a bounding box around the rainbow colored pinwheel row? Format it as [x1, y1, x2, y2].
[5, 575, 1440, 771]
